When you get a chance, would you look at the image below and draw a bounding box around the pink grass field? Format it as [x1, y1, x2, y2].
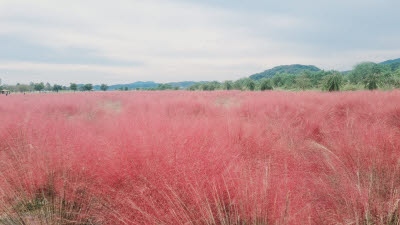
[1, 91, 400, 224]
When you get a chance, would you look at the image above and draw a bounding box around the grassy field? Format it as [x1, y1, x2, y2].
[1, 91, 400, 224]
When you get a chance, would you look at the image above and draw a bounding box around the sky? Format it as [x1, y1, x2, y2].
[0, 0, 400, 85]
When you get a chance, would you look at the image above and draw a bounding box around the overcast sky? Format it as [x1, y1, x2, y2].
[1, 0, 400, 85]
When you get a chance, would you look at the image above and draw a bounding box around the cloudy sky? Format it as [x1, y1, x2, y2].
[0, 0, 399, 85]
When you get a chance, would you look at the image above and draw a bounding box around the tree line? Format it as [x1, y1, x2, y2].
[186, 62, 400, 91]
[2, 62, 400, 93]
[0, 82, 182, 93]
[0, 82, 108, 93]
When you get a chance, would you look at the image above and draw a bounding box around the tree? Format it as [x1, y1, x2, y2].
[45, 82, 52, 91]
[199, 81, 220, 91]
[294, 75, 312, 90]
[233, 79, 244, 90]
[34, 82, 45, 91]
[223, 81, 233, 90]
[306, 70, 332, 87]
[244, 78, 255, 91]
[260, 78, 273, 91]
[272, 73, 297, 88]
[348, 62, 376, 84]
[100, 84, 109, 91]
[201, 83, 211, 91]
[272, 73, 285, 87]
[187, 83, 201, 91]
[81, 84, 93, 91]
[53, 84, 62, 93]
[391, 69, 400, 88]
[364, 73, 380, 90]
[16, 84, 31, 93]
[363, 64, 384, 90]
[157, 84, 173, 90]
[70, 83, 78, 92]
[323, 73, 343, 91]
[209, 81, 221, 90]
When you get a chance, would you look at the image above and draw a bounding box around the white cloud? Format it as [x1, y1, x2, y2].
[0, 0, 399, 85]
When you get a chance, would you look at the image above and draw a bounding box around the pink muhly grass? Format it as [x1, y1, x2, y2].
[1, 91, 400, 224]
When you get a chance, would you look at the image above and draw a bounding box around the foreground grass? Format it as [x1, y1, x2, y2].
[1, 91, 400, 224]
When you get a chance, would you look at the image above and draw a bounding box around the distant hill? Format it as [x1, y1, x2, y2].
[380, 58, 400, 65]
[87, 59, 400, 90]
[341, 58, 400, 74]
[92, 81, 207, 90]
[249, 64, 321, 80]
[92, 81, 158, 90]
[167, 81, 207, 88]
[380, 58, 400, 71]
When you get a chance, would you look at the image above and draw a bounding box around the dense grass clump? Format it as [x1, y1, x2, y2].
[1, 91, 400, 224]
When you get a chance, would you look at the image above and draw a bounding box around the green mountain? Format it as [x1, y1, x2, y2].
[341, 58, 400, 74]
[380, 58, 400, 65]
[93, 59, 399, 90]
[249, 64, 321, 80]
[92, 81, 158, 90]
[167, 81, 207, 88]
[92, 81, 207, 90]
[379, 58, 400, 71]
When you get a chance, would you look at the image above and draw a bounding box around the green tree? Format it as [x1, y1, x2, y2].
[100, 84, 109, 91]
[201, 83, 212, 91]
[364, 74, 379, 90]
[223, 80, 234, 90]
[52, 84, 62, 93]
[392, 69, 400, 88]
[294, 75, 312, 90]
[380, 66, 396, 87]
[45, 82, 52, 91]
[307, 70, 332, 87]
[81, 84, 93, 91]
[16, 84, 31, 93]
[209, 81, 221, 90]
[244, 78, 255, 91]
[199, 81, 220, 91]
[233, 79, 245, 90]
[272, 73, 297, 88]
[70, 83, 78, 92]
[34, 82, 45, 91]
[348, 62, 375, 84]
[157, 84, 173, 90]
[362, 64, 384, 90]
[260, 78, 273, 91]
[272, 73, 285, 87]
[187, 83, 201, 91]
[323, 73, 343, 91]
